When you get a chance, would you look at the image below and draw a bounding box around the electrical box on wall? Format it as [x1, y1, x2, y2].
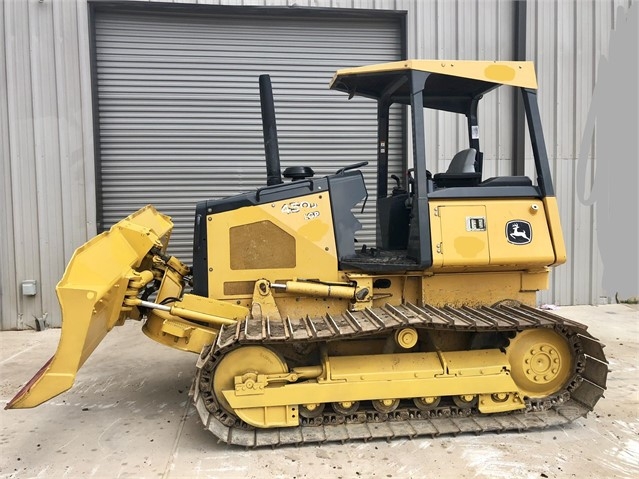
[21, 280, 37, 296]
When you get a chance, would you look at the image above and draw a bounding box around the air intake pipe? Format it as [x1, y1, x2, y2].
[259, 74, 283, 186]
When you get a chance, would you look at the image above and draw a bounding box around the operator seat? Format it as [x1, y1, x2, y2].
[446, 148, 476, 173]
[433, 148, 480, 188]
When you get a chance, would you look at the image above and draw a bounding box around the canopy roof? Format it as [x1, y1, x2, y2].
[330, 60, 538, 114]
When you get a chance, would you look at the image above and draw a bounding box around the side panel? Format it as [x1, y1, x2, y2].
[437, 205, 489, 266]
[207, 192, 340, 300]
[421, 272, 541, 307]
[430, 198, 555, 270]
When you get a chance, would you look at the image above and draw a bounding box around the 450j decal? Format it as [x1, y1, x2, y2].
[281, 201, 318, 215]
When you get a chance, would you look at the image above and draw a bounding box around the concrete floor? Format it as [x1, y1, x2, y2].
[0, 304, 637, 479]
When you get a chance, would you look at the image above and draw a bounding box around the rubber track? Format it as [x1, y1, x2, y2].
[192, 302, 608, 447]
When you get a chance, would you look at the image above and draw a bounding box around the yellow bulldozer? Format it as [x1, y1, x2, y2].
[7, 60, 608, 447]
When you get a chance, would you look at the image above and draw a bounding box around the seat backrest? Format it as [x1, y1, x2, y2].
[447, 148, 477, 174]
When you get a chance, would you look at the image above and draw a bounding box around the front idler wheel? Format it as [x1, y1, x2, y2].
[211, 346, 288, 414]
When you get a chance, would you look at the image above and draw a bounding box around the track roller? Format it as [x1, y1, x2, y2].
[372, 399, 400, 413]
[332, 401, 360, 415]
[413, 396, 441, 410]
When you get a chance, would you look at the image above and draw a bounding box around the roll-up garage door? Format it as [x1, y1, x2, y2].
[94, 9, 404, 263]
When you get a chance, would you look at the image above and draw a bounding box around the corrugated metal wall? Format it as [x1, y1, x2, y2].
[1, 0, 96, 330]
[0, 0, 626, 330]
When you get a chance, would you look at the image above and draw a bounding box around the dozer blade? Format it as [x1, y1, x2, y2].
[6, 205, 173, 409]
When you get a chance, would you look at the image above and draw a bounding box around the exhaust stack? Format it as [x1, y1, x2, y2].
[259, 74, 283, 186]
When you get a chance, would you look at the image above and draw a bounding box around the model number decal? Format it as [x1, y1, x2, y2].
[281, 201, 318, 215]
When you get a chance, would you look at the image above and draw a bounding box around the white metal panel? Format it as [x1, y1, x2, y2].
[94, 9, 403, 261]
[530, 0, 634, 305]
[53, 0, 94, 260]
[0, 1, 19, 330]
[1, 0, 96, 329]
[3, 0, 43, 330]
[28, 0, 66, 328]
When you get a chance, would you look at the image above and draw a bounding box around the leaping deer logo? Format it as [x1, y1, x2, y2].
[506, 220, 532, 244]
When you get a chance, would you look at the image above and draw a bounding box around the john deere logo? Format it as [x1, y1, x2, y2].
[506, 220, 532, 245]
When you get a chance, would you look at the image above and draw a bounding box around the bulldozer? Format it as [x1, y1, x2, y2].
[7, 60, 608, 447]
